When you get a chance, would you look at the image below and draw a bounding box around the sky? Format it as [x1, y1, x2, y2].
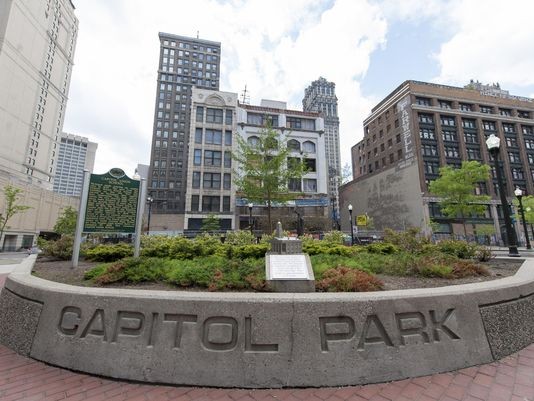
[63, 0, 534, 177]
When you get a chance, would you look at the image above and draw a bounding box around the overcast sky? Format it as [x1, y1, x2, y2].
[63, 0, 534, 177]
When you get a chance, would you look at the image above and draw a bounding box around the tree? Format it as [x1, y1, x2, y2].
[0, 185, 31, 250]
[428, 161, 490, 238]
[233, 124, 307, 232]
[53, 206, 78, 235]
[201, 213, 220, 233]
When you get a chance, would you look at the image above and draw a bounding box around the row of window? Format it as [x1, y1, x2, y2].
[195, 128, 232, 145]
[196, 107, 233, 125]
[191, 195, 230, 213]
[161, 41, 219, 54]
[246, 136, 317, 153]
[415, 97, 531, 118]
[192, 172, 232, 190]
[246, 113, 316, 130]
[419, 113, 533, 133]
[193, 150, 232, 168]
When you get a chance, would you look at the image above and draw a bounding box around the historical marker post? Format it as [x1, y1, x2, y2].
[72, 168, 142, 267]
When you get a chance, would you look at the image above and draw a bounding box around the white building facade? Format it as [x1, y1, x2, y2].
[0, 0, 78, 189]
[53, 133, 97, 196]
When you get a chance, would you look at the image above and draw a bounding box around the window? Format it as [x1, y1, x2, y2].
[193, 149, 201, 165]
[203, 172, 221, 189]
[389, 154, 394, 163]
[522, 126, 533, 135]
[525, 139, 534, 150]
[424, 161, 440, 175]
[304, 158, 316, 172]
[397, 149, 403, 159]
[528, 154, 534, 164]
[483, 121, 496, 131]
[464, 132, 479, 144]
[509, 152, 521, 163]
[439, 100, 452, 109]
[440, 115, 456, 126]
[506, 136, 518, 147]
[302, 141, 316, 153]
[419, 128, 435, 140]
[462, 119, 476, 129]
[195, 128, 202, 143]
[442, 130, 457, 142]
[223, 173, 231, 190]
[287, 117, 315, 130]
[224, 151, 232, 168]
[192, 172, 201, 188]
[421, 144, 438, 157]
[202, 196, 220, 212]
[512, 168, 524, 180]
[204, 150, 222, 166]
[416, 97, 431, 106]
[460, 103, 473, 112]
[247, 136, 259, 147]
[480, 105, 492, 114]
[303, 178, 317, 192]
[518, 111, 530, 119]
[288, 139, 301, 152]
[224, 130, 232, 145]
[388, 138, 393, 148]
[396, 134, 401, 143]
[288, 178, 301, 192]
[196, 106, 204, 122]
[499, 108, 512, 116]
[419, 113, 434, 124]
[191, 195, 199, 211]
[222, 196, 231, 212]
[206, 108, 223, 123]
[225, 109, 233, 125]
[474, 182, 488, 196]
[444, 146, 459, 158]
[466, 148, 481, 160]
[247, 113, 278, 127]
[205, 129, 222, 144]
[502, 123, 516, 133]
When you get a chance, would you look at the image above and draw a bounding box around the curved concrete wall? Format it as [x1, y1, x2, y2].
[1, 256, 534, 388]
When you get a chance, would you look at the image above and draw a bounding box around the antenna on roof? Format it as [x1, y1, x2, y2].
[196, 30, 199, 39]
[241, 84, 250, 104]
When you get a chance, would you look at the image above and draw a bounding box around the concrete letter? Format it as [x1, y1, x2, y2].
[319, 316, 355, 352]
[111, 311, 145, 343]
[429, 309, 460, 341]
[396, 312, 430, 345]
[202, 316, 238, 351]
[357, 314, 393, 350]
[163, 314, 197, 349]
[245, 317, 278, 353]
[58, 306, 81, 336]
[80, 309, 108, 341]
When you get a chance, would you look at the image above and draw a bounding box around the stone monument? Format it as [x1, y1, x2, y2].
[266, 222, 315, 292]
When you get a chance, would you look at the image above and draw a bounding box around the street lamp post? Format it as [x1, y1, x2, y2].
[248, 203, 253, 236]
[348, 204, 354, 246]
[514, 187, 531, 249]
[146, 196, 154, 234]
[486, 134, 520, 256]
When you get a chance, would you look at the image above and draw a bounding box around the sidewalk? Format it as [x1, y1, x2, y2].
[1, 264, 534, 400]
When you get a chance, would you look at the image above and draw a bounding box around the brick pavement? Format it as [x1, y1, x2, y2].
[1, 274, 534, 400]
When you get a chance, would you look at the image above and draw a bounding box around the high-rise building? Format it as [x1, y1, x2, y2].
[147, 32, 221, 231]
[0, 0, 78, 189]
[340, 80, 534, 243]
[302, 77, 341, 221]
[53, 133, 97, 196]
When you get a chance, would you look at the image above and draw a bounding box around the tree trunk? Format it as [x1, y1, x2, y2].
[267, 198, 272, 234]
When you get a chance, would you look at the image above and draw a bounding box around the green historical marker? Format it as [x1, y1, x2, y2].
[83, 168, 140, 233]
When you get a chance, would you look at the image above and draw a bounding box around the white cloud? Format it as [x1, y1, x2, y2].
[433, 0, 534, 88]
[63, 0, 387, 175]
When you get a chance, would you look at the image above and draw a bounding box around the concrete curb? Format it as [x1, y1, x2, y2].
[1, 256, 534, 388]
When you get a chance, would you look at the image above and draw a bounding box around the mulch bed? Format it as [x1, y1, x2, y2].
[30, 257, 524, 292]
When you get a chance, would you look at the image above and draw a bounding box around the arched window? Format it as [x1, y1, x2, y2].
[287, 139, 300, 152]
[302, 141, 316, 153]
[247, 136, 260, 147]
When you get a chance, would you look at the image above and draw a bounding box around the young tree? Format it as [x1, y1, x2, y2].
[428, 161, 490, 239]
[341, 162, 353, 184]
[0, 185, 31, 250]
[201, 213, 221, 233]
[53, 206, 78, 235]
[233, 124, 307, 232]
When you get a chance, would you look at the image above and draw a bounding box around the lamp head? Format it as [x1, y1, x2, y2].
[248, 202, 253, 209]
[486, 133, 500, 151]
[348, 204, 353, 211]
[515, 187, 523, 198]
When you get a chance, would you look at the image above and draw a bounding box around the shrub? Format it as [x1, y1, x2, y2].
[141, 235, 172, 258]
[94, 258, 135, 284]
[366, 243, 400, 255]
[316, 267, 384, 292]
[228, 244, 269, 259]
[451, 260, 489, 278]
[383, 228, 430, 254]
[41, 235, 74, 260]
[84, 263, 107, 280]
[475, 246, 493, 262]
[224, 230, 256, 246]
[303, 241, 359, 256]
[437, 239, 476, 259]
[84, 243, 133, 262]
[321, 231, 345, 245]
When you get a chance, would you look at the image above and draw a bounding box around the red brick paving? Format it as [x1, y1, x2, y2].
[2, 275, 534, 400]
